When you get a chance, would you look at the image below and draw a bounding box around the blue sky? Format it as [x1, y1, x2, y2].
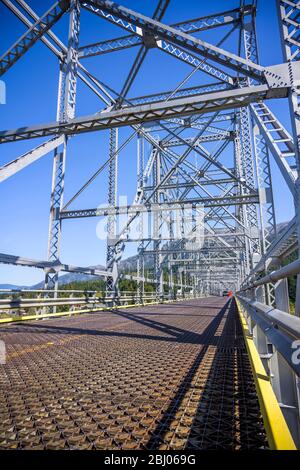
[0, 0, 295, 286]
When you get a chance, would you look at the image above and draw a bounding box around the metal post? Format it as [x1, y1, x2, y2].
[243, 8, 277, 306]
[153, 150, 163, 301]
[45, 0, 80, 292]
[137, 133, 145, 302]
[240, 12, 261, 271]
[106, 128, 119, 302]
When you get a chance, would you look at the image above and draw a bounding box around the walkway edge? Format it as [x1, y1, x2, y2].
[235, 298, 296, 450]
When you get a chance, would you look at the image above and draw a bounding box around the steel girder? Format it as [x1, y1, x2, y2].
[0, 0, 70, 76]
[45, 0, 80, 290]
[129, 83, 231, 106]
[0, 252, 109, 277]
[59, 194, 259, 219]
[78, 5, 253, 58]
[0, 84, 290, 144]
[0, 1, 299, 300]
[118, 0, 170, 103]
[106, 128, 119, 298]
[161, 133, 232, 148]
[81, 0, 273, 82]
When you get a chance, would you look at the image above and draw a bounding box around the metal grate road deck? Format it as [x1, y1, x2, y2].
[0, 298, 267, 450]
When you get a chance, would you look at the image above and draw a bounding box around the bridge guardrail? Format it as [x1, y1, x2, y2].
[237, 296, 300, 377]
[0, 289, 198, 319]
[236, 255, 300, 447]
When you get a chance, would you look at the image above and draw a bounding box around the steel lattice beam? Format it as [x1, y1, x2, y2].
[0, 84, 289, 144]
[0, 0, 70, 76]
[0, 0, 299, 314]
[79, 4, 253, 58]
[82, 0, 284, 83]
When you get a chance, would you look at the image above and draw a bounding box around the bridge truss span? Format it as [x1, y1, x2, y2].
[1, 0, 300, 449]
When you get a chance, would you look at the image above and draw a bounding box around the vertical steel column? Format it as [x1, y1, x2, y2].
[234, 129, 250, 280]
[45, 139, 66, 291]
[253, 126, 277, 306]
[239, 8, 261, 271]
[179, 268, 183, 298]
[45, 0, 80, 291]
[239, 104, 261, 267]
[252, 128, 276, 255]
[106, 128, 119, 300]
[137, 133, 145, 302]
[63, 0, 80, 121]
[153, 150, 163, 301]
[168, 201, 175, 300]
[243, 7, 277, 306]
[169, 261, 173, 299]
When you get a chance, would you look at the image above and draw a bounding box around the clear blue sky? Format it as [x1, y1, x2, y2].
[0, 0, 295, 286]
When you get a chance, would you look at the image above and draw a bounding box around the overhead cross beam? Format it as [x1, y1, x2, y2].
[60, 194, 259, 219]
[0, 0, 299, 320]
[0, 0, 70, 77]
[0, 84, 289, 143]
[117, 0, 170, 103]
[0, 252, 109, 277]
[81, 0, 281, 83]
[78, 5, 253, 59]
[2, 0, 114, 105]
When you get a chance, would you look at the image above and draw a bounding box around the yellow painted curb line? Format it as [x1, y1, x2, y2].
[236, 298, 296, 450]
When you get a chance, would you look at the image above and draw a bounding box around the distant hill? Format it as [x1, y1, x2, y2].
[31, 264, 106, 289]
[0, 284, 29, 290]
[120, 254, 154, 272]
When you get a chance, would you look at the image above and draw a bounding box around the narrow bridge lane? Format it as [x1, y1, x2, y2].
[0, 298, 267, 450]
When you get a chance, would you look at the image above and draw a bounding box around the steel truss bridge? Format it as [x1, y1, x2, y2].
[1, 0, 300, 449]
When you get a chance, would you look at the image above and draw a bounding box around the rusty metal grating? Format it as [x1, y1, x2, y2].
[0, 298, 267, 450]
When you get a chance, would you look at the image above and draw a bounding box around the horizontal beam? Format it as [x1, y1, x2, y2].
[0, 252, 109, 277]
[0, 84, 288, 144]
[82, 0, 268, 82]
[143, 247, 244, 255]
[143, 178, 236, 190]
[122, 274, 191, 288]
[130, 82, 230, 106]
[79, 5, 253, 58]
[162, 133, 233, 148]
[60, 194, 259, 219]
[0, 0, 69, 76]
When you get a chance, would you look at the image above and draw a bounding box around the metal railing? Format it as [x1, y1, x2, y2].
[0, 288, 198, 318]
[237, 256, 300, 447]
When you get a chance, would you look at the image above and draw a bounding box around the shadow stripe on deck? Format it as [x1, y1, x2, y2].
[0, 297, 267, 450]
